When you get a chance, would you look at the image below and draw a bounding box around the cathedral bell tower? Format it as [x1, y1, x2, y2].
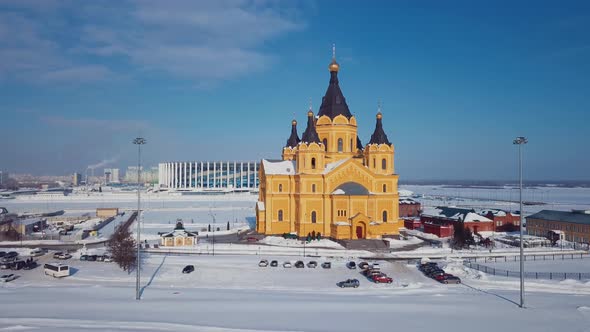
[296, 110, 325, 174]
[315, 45, 360, 162]
[364, 110, 395, 175]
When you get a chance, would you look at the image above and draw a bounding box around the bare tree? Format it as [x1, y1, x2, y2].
[108, 227, 137, 273]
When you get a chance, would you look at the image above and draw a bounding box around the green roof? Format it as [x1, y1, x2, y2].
[526, 210, 590, 226]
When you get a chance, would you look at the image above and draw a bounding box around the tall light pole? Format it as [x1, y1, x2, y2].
[513, 136, 527, 308]
[209, 208, 216, 256]
[133, 137, 146, 300]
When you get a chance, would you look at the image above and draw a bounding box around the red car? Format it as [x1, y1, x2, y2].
[246, 237, 259, 243]
[371, 273, 393, 284]
[434, 273, 453, 281]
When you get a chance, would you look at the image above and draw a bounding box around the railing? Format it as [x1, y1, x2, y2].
[463, 260, 590, 281]
[466, 253, 589, 263]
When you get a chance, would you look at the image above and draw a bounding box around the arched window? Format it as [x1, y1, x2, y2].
[382, 210, 388, 222]
[311, 211, 317, 223]
[382, 184, 387, 192]
[382, 158, 387, 170]
[311, 158, 316, 169]
[323, 138, 327, 151]
[278, 184, 282, 192]
[338, 138, 343, 152]
[312, 184, 316, 193]
[278, 210, 283, 221]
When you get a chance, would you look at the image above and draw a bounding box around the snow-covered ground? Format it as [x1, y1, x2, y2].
[259, 236, 345, 249]
[1, 252, 589, 331]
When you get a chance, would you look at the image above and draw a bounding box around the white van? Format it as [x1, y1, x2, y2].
[30, 248, 46, 257]
[44, 263, 70, 278]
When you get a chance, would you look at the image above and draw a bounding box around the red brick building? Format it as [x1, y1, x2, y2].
[481, 209, 520, 232]
[420, 206, 494, 237]
[403, 218, 422, 230]
[399, 198, 421, 218]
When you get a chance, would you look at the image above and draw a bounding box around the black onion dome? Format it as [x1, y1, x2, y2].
[317, 68, 353, 120]
[368, 113, 391, 145]
[285, 120, 300, 148]
[301, 111, 321, 144]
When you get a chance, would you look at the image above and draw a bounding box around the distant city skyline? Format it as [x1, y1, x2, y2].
[1, 1, 589, 180]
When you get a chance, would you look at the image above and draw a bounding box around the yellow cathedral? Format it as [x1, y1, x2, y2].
[255, 52, 401, 240]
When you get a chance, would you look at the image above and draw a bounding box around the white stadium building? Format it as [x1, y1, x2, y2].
[158, 161, 260, 191]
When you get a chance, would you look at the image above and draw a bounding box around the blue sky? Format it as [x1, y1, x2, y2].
[1, 0, 589, 180]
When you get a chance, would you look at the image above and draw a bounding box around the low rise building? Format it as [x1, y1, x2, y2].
[159, 222, 198, 247]
[526, 210, 590, 244]
[400, 198, 421, 217]
[420, 206, 494, 237]
[96, 208, 119, 218]
[481, 209, 521, 232]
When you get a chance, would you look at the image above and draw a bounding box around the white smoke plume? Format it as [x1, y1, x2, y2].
[87, 158, 117, 170]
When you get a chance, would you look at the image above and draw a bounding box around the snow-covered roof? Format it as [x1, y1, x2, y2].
[480, 209, 507, 217]
[257, 201, 265, 211]
[160, 228, 197, 238]
[332, 189, 345, 195]
[262, 159, 296, 175]
[422, 206, 491, 223]
[400, 198, 419, 205]
[323, 158, 348, 174]
[463, 212, 492, 223]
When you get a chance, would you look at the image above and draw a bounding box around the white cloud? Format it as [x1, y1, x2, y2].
[0, 0, 307, 85]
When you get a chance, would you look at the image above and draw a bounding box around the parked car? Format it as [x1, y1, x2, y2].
[29, 248, 46, 257]
[363, 269, 382, 277]
[0, 251, 6, 258]
[103, 255, 113, 262]
[439, 275, 461, 284]
[96, 255, 106, 262]
[246, 237, 259, 242]
[57, 253, 72, 260]
[23, 261, 38, 270]
[182, 265, 195, 274]
[0, 262, 13, 269]
[428, 270, 445, 278]
[337, 279, 360, 288]
[283, 233, 298, 240]
[295, 261, 305, 268]
[258, 260, 269, 267]
[307, 261, 317, 268]
[371, 263, 381, 270]
[0, 274, 17, 282]
[346, 261, 356, 269]
[358, 262, 369, 270]
[53, 252, 64, 259]
[283, 261, 292, 268]
[87, 255, 98, 262]
[80, 255, 88, 261]
[11, 261, 26, 270]
[5, 252, 18, 259]
[371, 273, 393, 284]
[270, 260, 278, 267]
[1, 256, 16, 264]
[321, 262, 331, 269]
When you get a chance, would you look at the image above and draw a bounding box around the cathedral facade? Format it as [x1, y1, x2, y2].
[255, 54, 401, 240]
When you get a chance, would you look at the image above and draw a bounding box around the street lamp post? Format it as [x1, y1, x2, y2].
[513, 136, 527, 308]
[133, 137, 146, 301]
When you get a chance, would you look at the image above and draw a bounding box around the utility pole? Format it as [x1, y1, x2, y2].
[513, 136, 527, 308]
[133, 137, 146, 300]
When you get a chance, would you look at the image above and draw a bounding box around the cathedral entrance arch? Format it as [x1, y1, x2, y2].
[356, 224, 365, 239]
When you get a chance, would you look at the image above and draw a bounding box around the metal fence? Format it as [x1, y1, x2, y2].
[463, 260, 590, 281]
[466, 253, 589, 263]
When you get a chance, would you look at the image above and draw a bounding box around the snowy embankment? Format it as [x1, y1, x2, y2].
[145, 243, 372, 258]
[258, 236, 345, 249]
[383, 236, 423, 249]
